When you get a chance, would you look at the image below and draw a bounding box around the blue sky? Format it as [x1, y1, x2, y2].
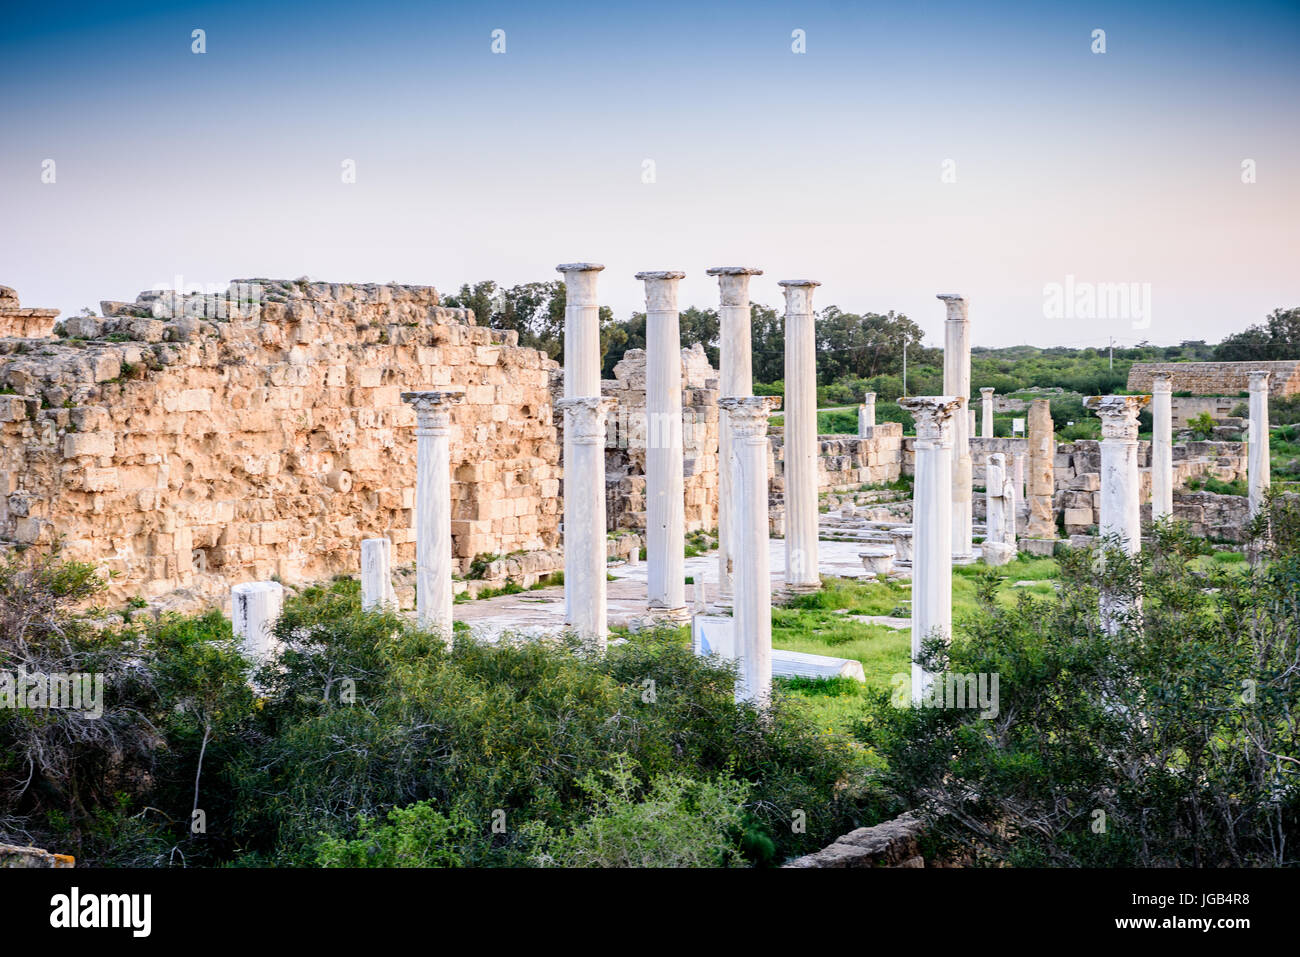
[3, 0, 1298, 346]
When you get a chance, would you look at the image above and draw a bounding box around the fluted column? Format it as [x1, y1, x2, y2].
[402, 390, 464, 643]
[556, 396, 614, 651]
[858, 392, 876, 438]
[361, 537, 396, 610]
[231, 581, 284, 661]
[1150, 373, 1174, 521]
[1087, 395, 1149, 554]
[1011, 451, 1025, 536]
[939, 294, 974, 561]
[780, 279, 821, 592]
[556, 263, 605, 625]
[719, 395, 781, 707]
[980, 387, 995, 438]
[900, 396, 962, 704]
[638, 270, 687, 618]
[1248, 371, 1272, 520]
[707, 266, 763, 603]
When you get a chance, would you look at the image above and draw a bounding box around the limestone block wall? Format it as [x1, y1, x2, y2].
[0, 286, 59, 339]
[0, 280, 561, 602]
[1127, 360, 1300, 397]
[600, 344, 720, 533]
[769, 423, 904, 493]
[1055, 439, 1246, 535]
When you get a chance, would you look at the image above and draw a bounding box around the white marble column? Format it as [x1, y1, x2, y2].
[1248, 370, 1272, 519]
[939, 294, 974, 561]
[638, 270, 687, 618]
[402, 390, 464, 643]
[981, 387, 995, 438]
[858, 392, 876, 438]
[899, 396, 962, 704]
[556, 263, 605, 624]
[1011, 451, 1025, 535]
[780, 279, 821, 592]
[707, 266, 763, 603]
[719, 395, 781, 707]
[1086, 395, 1149, 554]
[232, 580, 284, 660]
[1150, 373, 1174, 522]
[361, 537, 396, 610]
[556, 396, 613, 651]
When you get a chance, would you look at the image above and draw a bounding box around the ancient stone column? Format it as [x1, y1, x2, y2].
[981, 387, 995, 438]
[402, 390, 464, 642]
[780, 279, 822, 592]
[1086, 395, 1150, 554]
[1011, 451, 1025, 536]
[707, 266, 763, 603]
[1248, 370, 1272, 519]
[983, 452, 1014, 566]
[556, 263, 605, 624]
[638, 270, 688, 619]
[858, 392, 876, 438]
[1023, 399, 1058, 552]
[1150, 373, 1174, 522]
[719, 395, 781, 707]
[232, 581, 284, 660]
[900, 396, 962, 704]
[939, 294, 974, 561]
[360, 537, 396, 611]
[556, 396, 614, 651]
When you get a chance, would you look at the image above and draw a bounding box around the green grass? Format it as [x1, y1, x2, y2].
[774, 556, 1062, 730]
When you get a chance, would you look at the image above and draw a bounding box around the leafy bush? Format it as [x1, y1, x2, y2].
[854, 509, 1300, 866]
[524, 760, 750, 867]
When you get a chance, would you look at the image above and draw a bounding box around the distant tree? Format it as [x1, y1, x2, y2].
[1214, 307, 1300, 361]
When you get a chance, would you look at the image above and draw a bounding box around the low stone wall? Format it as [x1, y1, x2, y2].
[0, 843, 74, 867]
[771, 423, 904, 490]
[1127, 360, 1300, 397]
[783, 812, 925, 868]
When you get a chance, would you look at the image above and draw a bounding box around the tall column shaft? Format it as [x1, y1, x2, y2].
[900, 397, 961, 704]
[780, 279, 821, 591]
[939, 294, 974, 560]
[981, 387, 995, 438]
[1248, 371, 1272, 519]
[557, 396, 613, 650]
[708, 266, 762, 602]
[639, 271, 687, 615]
[1011, 451, 1025, 537]
[403, 390, 464, 643]
[1087, 395, 1148, 555]
[1150, 374, 1173, 521]
[720, 396, 780, 707]
[556, 263, 605, 624]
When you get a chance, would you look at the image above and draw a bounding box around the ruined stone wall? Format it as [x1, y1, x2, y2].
[1127, 360, 1300, 397]
[600, 344, 719, 534]
[0, 286, 59, 339]
[770, 424, 904, 492]
[1055, 439, 1246, 536]
[0, 280, 561, 603]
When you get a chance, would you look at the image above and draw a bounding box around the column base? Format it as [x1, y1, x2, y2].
[1020, 538, 1060, 558]
[645, 605, 692, 625]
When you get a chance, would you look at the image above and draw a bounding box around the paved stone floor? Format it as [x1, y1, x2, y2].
[453, 538, 898, 641]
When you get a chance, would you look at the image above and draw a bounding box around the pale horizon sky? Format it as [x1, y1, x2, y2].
[4, 0, 1298, 349]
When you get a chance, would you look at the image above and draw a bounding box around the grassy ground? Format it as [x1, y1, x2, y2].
[772, 556, 1058, 731]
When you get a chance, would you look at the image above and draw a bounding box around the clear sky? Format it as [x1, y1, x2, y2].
[3, 0, 1298, 348]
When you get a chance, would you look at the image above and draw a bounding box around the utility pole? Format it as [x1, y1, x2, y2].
[902, 339, 908, 397]
[1109, 336, 1114, 371]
